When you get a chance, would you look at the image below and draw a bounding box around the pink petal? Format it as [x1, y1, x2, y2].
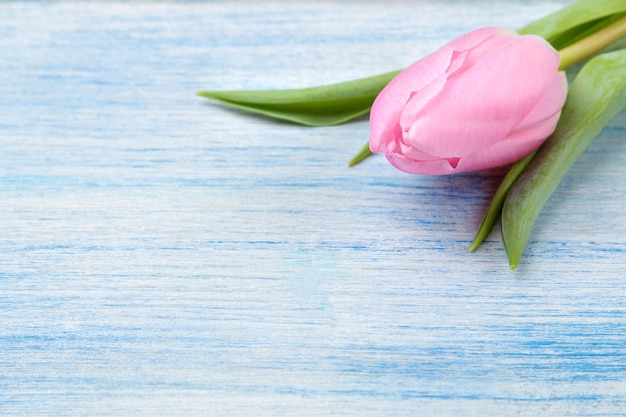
[513, 71, 568, 132]
[454, 134, 547, 174]
[449, 109, 563, 174]
[369, 27, 513, 153]
[385, 108, 563, 176]
[403, 35, 561, 159]
[385, 151, 462, 175]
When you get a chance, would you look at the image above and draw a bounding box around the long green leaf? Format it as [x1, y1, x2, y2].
[543, 12, 626, 51]
[518, 0, 626, 46]
[197, 70, 399, 127]
[501, 47, 626, 269]
[468, 151, 537, 252]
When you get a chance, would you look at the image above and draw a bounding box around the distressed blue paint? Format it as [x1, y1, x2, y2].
[1, 1, 626, 416]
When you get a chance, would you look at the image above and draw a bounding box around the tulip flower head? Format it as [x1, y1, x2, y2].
[369, 27, 568, 175]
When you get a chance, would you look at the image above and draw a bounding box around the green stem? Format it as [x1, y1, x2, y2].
[558, 14, 626, 69]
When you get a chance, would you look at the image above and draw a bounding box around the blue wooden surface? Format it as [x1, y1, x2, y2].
[1, 1, 625, 416]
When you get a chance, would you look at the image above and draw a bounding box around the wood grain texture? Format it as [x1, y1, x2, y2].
[1, 1, 625, 416]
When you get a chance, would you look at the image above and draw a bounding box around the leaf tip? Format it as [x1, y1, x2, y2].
[468, 240, 480, 253]
[348, 141, 374, 167]
[503, 237, 522, 270]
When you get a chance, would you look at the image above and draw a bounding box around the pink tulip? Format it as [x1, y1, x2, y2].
[369, 27, 568, 175]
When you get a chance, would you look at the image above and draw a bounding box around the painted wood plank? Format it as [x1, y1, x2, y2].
[1, 1, 625, 416]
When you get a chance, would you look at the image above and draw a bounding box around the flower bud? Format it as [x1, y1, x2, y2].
[369, 27, 568, 175]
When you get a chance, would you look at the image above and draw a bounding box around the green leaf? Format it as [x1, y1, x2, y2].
[545, 12, 626, 51]
[500, 47, 626, 269]
[518, 0, 626, 47]
[468, 151, 536, 252]
[197, 70, 400, 127]
[348, 141, 373, 167]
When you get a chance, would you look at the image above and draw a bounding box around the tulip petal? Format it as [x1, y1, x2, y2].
[369, 27, 513, 154]
[513, 71, 568, 132]
[385, 151, 461, 176]
[404, 35, 561, 160]
[429, 107, 561, 175]
[454, 129, 551, 174]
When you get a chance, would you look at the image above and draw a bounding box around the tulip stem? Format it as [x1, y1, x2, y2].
[558, 14, 626, 70]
